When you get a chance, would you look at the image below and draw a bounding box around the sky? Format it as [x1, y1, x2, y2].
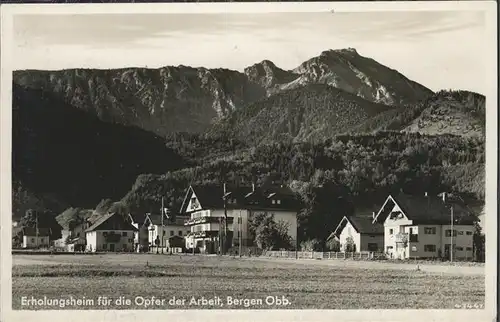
[12, 11, 487, 94]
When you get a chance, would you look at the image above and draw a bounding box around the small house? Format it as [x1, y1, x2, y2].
[22, 227, 51, 249]
[144, 213, 190, 249]
[331, 215, 384, 252]
[85, 212, 137, 252]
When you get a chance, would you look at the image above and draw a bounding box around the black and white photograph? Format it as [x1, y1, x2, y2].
[0, 2, 497, 322]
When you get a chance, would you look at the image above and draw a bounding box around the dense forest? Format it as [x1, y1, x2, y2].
[119, 130, 485, 244]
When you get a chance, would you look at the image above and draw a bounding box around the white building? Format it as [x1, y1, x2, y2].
[331, 214, 384, 252]
[144, 213, 190, 248]
[22, 227, 51, 249]
[180, 184, 300, 254]
[84, 212, 137, 252]
[373, 193, 477, 260]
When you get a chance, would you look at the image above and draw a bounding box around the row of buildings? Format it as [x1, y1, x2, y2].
[330, 193, 480, 260]
[24, 183, 299, 254]
[20, 184, 482, 260]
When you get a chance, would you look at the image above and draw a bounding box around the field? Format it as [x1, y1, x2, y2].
[12, 254, 485, 310]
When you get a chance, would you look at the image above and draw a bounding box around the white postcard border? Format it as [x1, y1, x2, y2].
[1, 2, 497, 322]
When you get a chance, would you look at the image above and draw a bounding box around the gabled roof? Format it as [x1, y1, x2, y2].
[179, 184, 300, 214]
[85, 212, 138, 232]
[85, 212, 115, 232]
[22, 227, 51, 236]
[332, 215, 384, 238]
[373, 193, 477, 225]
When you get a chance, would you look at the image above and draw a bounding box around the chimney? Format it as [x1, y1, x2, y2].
[372, 211, 376, 219]
[425, 192, 428, 197]
[252, 183, 255, 192]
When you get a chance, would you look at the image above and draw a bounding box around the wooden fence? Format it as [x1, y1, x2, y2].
[262, 250, 386, 260]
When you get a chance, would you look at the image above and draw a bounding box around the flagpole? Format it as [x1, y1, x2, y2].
[161, 197, 164, 254]
[451, 205, 454, 263]
[35, 210, 38, 248]
[239, 209, 242, 257]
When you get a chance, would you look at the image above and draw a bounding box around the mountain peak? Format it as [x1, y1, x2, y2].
[321, 48, 359, 56]
[244, 60, 296, 90]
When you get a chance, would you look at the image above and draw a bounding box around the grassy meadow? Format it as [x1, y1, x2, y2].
[12, 254, 485, 310]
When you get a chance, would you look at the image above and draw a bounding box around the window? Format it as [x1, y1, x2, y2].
[122, 232, 127, 237]
[424, 227, 437, 234]
[170, 231, 174, 236]
[31, 238, 35, 243]
[103, 232, 108, 236]
[424, 245, 436, 252]
[466, 247, 473, 251]
[445, 230, 457, 237]
[369, 235, 376, 238]
[178, 231, 183, 236]
[456, 247, 464, 251]
[411, 246, 417, 252]
[40, 238, 44, 243]
[272, 200, 276, 204]
[103, 244, 107, 250]
[277, 200, 281, 205]
[128, 238, 133, 243]
[347, 227, 352, 234]
[457, 231, 464, 235]
[237, 231, 240, 238]
[466, 231, 473, 235]
[389, 229, 394, 235]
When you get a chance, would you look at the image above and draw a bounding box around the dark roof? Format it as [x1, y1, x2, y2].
[22, 227, 51, 236]
[376, 193, 477, 225]
[85, 212, 138, 232]
[348, 216, 384, 234]
[85, 213, 115, 232]
[180, 184, 300, 214]
[332, 215, 383, 238]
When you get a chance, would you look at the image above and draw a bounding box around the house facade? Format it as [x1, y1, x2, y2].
[22, 228, 51, 248]
[145, 213, 190, 249]
[85, 212, 137, 252]
[373, 193, 476, 260]
[331, 215, 384, 252]
[180, 184, 299, 254]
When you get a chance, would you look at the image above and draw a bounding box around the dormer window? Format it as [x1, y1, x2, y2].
[272, 200, 276, 205]
[277, 200, 281, 205]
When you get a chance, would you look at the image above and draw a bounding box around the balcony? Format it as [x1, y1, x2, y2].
[394, 233, 418, 243]
[184, 216, 235, 226]
[185, 230, 222, 238]
[395, 233, 408, 243]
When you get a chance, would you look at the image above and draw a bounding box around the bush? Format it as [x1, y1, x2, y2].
[325, 238, 341, 252]
[300, 239, 323, 251]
